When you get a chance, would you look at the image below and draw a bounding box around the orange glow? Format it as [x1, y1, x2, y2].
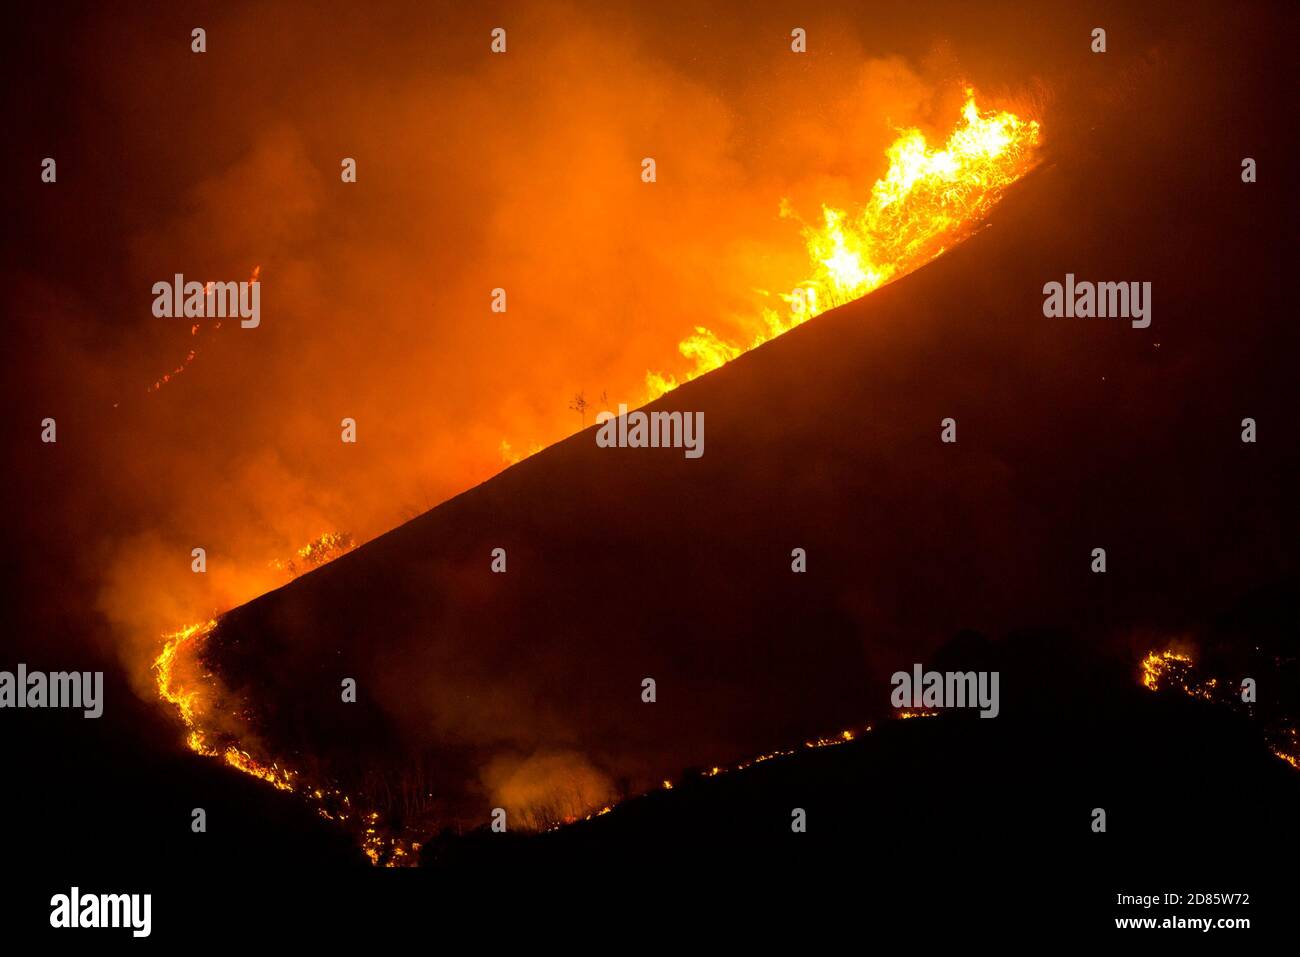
[144, 87, 1042, 861]
[498, 439, 544, 466]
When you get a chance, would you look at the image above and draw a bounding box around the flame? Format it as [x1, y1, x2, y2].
[152, 618, 298, 791]
[1139, 648, 1297, 772]
[803, 728, 860, 748]
[269, 530, 355, 577]
[147, 91, 1045, 852]
[152, 536, 421, 864]
[535, 723, 871, 832]
[153, 618, 217, 729]
[646, 90, 1040, 398]
[1139, 649, 1196, 693]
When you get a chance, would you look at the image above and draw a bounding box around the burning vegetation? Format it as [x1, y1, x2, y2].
[154, 625, 1295, 866]
[143, 85, 1046, 865]
[153, 616, 423, 865]
[151, 535, 424, 866]
[1139, 648, 1298, 771]
[645, 90, 1041, 398]
[151, 541, 1291, 869]
[153, 618, 296, 792]
[150, 85, 1285, 863]
[153, 590, 896, 859]
[269, 531, 355, 577]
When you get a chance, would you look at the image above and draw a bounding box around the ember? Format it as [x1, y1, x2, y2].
[1139, 647, 1297, 772]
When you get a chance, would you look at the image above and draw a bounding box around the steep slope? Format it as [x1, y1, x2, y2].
[197, 19, 1297, 838]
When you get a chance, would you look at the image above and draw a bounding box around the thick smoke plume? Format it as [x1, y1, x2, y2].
[6, 1, 1067, 692]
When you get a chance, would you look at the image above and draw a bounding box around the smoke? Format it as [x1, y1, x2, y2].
[8, 0, 1275, 851]
[6, 1, 1045, 689]
[482, 750, 616, 831]
[16, 4, 1195, 840]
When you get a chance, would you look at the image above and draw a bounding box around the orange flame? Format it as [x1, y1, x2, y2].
[646, 90, 1041, 397]
[152, 618, 298, 791]
[152, 536, 421, 864]
[1139, 649, 1193, 691]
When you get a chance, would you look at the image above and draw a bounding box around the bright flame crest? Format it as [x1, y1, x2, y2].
[646, 90, 1041, 397]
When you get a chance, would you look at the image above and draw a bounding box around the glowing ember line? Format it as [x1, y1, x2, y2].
[151, 535, 419, 865]
[1139, 648, 1296, 772]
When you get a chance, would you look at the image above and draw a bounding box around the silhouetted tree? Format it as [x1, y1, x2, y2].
[569, 391, 589, 427]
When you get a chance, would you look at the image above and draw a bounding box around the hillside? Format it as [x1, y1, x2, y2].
[198, 15, 1297, 847]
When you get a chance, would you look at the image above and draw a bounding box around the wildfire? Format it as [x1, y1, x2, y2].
[153, 618, 217, 730]
[1139, 647, 1297, 772]
[152, 535, 422, 865]
[1139, 649, 1197, 693]
[646, 90, 1041, 398]
[269, 531, 356, 578]
[154, 616, 421, 859]
[152, 618, 297, 791]
[693, 724, 873, 780]
[1276, 751, 1300, 770]
[802, 728, 860, 748]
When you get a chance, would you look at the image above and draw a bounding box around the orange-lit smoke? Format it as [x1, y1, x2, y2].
[13, 3, 1047, 744]
[645, 90, 1040, 397]
[482, 751, 617, 831]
